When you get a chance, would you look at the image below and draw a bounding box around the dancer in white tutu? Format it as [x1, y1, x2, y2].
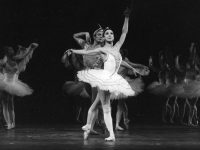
[0, 43, 38, 129]
[65, 7, 144, 141]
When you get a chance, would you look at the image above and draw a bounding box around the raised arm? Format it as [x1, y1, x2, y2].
[114, 8, 131, 49]
[14, 43, 38, 60]
[73, 32, 91, 48]
[17, 43, 39, 72]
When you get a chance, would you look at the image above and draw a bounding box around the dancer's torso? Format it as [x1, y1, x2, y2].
[100, 46, 122, 75]
[83, 44, 103, 69]
[3, 61, 18, 81]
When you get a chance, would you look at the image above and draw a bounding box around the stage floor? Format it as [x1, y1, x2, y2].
[0, 124, 200, 150]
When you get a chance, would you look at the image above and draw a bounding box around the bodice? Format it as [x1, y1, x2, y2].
[3, 61, 19, 79]
[104, 52, 122, 75]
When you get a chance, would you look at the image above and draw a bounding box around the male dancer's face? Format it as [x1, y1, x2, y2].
[94, 30, 104, 43]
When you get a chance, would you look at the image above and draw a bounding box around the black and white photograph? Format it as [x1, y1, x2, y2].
[0, 0, 200, 149]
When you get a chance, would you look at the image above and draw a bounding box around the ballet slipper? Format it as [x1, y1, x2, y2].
[83, 129, 90, 140]
[11, 123, 15, 129]
[6, 124, 12, 130]
[105, 136, 115, 141]
[115, 125, 124, 131]
[124, 119, 130, 129]
[82, 124, 90, 131]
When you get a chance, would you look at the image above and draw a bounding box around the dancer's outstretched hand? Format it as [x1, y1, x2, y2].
[123, 7, 131, 17]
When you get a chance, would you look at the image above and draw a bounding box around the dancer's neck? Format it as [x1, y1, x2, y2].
[104, 42, 113, 48]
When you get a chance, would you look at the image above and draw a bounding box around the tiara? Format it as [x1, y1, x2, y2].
[93, 24, 103, 36]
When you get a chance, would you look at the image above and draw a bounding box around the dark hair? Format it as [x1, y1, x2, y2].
[103, 27, 114, 36]
[4, 46, 15, 58]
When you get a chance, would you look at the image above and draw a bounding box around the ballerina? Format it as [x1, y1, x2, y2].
[0, 43, 38, 129]
[65, 7, 140, 141]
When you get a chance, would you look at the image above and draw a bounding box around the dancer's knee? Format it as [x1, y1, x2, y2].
[102, 105, 111, 114]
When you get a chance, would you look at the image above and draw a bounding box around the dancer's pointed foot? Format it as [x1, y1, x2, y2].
[105, 136, 115, 141]
[82, 125, 90, 131]
[11, 123, 15, 129]
[124, 119, 130, 129]
[83, 130, 90, 140]
[115, 125, 124, 131]
[6, 124, 12, 130]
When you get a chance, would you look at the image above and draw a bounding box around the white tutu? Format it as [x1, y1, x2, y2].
[178, 80, 200, 98]
[110, 77, 144, 100]
[0, 74, 33, 96]
[148, 81, 171, 97]
[77, 69, 135, 99]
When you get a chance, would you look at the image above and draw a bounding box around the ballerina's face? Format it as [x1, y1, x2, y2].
[104, 29, 114, 42]
[94, 30, 104, 43]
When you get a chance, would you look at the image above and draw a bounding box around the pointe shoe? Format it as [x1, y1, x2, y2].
[105, 136, 115, 141]
[124, 119, 130, 129]
[82, 125, 89, 131]
[115, 126, 124, 131]
[11, 123, 15, 129]
[6, 124, 12, 130]
[83, 129, 90, 140]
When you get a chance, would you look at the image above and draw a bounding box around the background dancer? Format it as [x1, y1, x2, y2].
[0, 43, 38, 129]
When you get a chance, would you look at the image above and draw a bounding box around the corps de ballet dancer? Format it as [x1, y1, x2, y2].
[0, 43, 38, 129]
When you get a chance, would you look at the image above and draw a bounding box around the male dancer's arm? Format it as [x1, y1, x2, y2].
[73, 32, 91, 48]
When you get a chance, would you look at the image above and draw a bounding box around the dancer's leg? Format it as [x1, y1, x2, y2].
[170, 97, 178, 124]
[116, 99, 124, 131]
[90, 88, 99, 134]
[123, 101, 130, 129]
[8, 95, 15, 128]
[188, 98, 198, 126]
[162, 97, 171, 123]
[82, 92, 100, 140]
[83, 92, 100, 129]
[180, 98, 189, 125]
[100, 90, 115, 141]
[2, 93, 11, 129]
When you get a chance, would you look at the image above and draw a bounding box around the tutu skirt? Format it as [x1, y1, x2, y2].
[110, 77, 144, 100]
[0, 74, 33, 96]
[148, 82, 170, 97]
[77, 69, 135, 99]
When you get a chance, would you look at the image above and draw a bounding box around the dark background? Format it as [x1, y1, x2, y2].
[0, 0, 200, 125]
